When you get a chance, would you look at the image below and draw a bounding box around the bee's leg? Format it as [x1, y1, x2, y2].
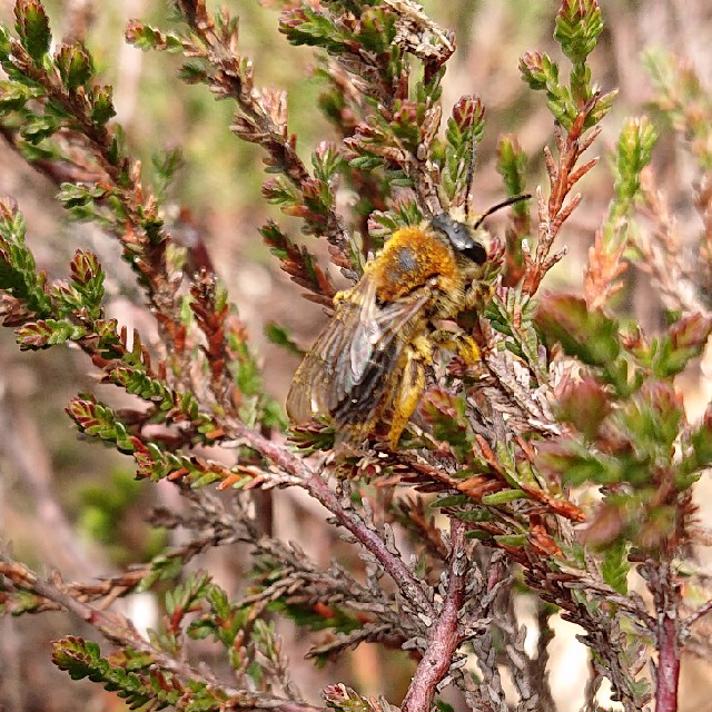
[333, 288, 352, 305]
[431, 329, 481, 367]
[387, 336, 431, 449]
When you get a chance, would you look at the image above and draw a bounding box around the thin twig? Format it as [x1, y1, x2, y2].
[683, 597, 712, 628]
[0, 557, 323, 712]
[228, 420, 436, 620]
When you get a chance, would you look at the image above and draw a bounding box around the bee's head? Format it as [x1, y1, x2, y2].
[431, 195, 531, 265]
[430, 213, 487, 264]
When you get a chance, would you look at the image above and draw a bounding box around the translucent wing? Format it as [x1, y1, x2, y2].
[287, 276, 431, 426]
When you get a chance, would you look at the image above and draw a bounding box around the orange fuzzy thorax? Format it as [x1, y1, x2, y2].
[368, 226, 460, 302]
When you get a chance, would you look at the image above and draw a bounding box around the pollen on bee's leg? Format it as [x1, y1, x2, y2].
[457, 335, 481, 365]
[387, 350, 425, 449]
[332, 289, 350, 305]
[411, 334, 433, 364]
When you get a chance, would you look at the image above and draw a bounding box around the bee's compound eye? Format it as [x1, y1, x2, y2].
[462, 243, 487, 264]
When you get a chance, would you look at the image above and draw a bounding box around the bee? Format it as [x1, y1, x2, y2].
[287, 197, 528, 449]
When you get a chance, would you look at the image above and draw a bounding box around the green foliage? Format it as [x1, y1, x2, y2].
[264, 321, 304, 357]
[77, 469, 164, 564]
[90, 85, 116, 125]
[108, 366, 176, 410]
[554, 0, 603, 66]
[519, 51, 577, 128]
[610, 117, 657, 222]
[535, 294, 621, 367]
[0, 1, 708, 710]
[125, 22, 184, 53]
[52, 636, 227, 712]
[520, 0, 613, 129]
[496, 135, 528, 211]
[601, 539, 630, 595]
[66, 396, 136, 453]
[421, 389, 473, 462]
[643, 47, 712, 169]
[441, 95, 485, 205]
[279, 4, 405, 92]
[0, 200, 52, 316]
[152, 147, 184, 200]
[323, 684, 396, 712]
[538, 376, 698, 550]
[634, 315, 712, 379]
[55, 43, 94, 91]
[280, 7, 355, 55]
[14, 0, 50, 63]
[15, 318, 86, 349]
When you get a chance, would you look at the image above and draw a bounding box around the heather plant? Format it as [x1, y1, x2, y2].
[0, 1, 711, 712]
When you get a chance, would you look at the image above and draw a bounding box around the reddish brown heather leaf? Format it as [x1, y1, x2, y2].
[641, 379, 685, 420]
[456, 476, 502, 500]
[556, 373, 611, 441]
[529, 514, 562, 556]
[521, 483, 586, 522]
[581, 502, 625, 546]
[0, 294, 33, 326]
[474, 434, 506, 478]
[497, 543, 529, 564]
[422, 387, 459, 421]
[451, 95, 485, 129]
[669, 313, 712, 351]
[583, 228, 628, 309]
[203, 427, 226, 441]
[70, 250, 101, 284]
[174, 0, 210, 28]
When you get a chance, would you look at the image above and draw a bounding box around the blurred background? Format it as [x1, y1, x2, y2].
[1, 1, 712, 710]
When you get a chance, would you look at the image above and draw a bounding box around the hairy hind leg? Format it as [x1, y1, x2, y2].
[387, 336, 431, 449]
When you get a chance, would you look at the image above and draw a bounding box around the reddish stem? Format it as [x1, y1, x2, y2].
[401, 520, 467, 712]
[656, 612, 680, 712]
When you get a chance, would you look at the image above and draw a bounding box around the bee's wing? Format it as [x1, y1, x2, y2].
[287, 276, 431, 424]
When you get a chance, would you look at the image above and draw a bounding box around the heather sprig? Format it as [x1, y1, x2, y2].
[0, 2, 711, 712]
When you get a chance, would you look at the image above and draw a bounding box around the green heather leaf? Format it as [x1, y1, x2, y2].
[601, 539, 630, 594]
[51, 636, 207, 709]
[481, 489, 526, 505]
[617, 381, 684, 456]
[264, 321, 304, 357]
[15, 318, 85, 349]
[14, 0, 51, 63]
[421, 389, 472, 460]
[554, 0, 604, 65]
[538, 438, 622, 486]
[610, 117, 657, 220]
[496, 134, 528, 209]
[0, 200, 52, 315]
[535, 294, 620, 367]
[124, 21, 184, 53]
[55, 42, 94, 91]
[66, 396, 136, 453]
[90, 85, 116, 125]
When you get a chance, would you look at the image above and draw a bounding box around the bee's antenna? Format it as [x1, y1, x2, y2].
[464, 140, 477, 222]
[473, 193, 532, 229]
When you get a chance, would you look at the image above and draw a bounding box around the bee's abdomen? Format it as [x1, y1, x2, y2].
[332, 341, 398, 425]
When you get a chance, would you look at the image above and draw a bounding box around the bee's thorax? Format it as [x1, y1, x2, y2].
[369, 226, 461, 304]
